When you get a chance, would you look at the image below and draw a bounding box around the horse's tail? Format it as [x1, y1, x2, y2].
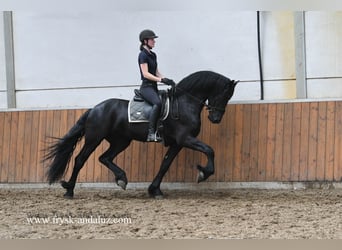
[45, 109, 91, 184]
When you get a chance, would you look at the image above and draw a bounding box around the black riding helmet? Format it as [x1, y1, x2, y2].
[139, 29, 158, 43]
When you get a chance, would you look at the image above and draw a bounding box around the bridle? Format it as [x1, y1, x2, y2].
[169, 86, 226, 120]
[205, 103, 226, 113]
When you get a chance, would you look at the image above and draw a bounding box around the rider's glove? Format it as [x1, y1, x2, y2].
[161, 78, 176, 88]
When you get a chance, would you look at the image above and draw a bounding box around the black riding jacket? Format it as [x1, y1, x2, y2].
[138, 48, 158, 87]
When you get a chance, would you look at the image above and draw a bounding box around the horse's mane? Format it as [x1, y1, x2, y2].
[176, 71, 230, 91]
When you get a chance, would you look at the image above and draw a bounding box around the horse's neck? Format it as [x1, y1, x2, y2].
[176, 85, 211, 104]
[174, 89, 207, 114]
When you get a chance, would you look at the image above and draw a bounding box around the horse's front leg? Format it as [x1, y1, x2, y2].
[182, 136, 215, 183]
[148, 144, 182, 199]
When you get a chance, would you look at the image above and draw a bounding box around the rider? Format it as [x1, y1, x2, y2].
[138, 29, 175, 142]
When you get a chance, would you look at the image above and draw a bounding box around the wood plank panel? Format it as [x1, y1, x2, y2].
[291, 103, 302, 181]
[325, 102, 335, 180]
[22, 111, 33, 182]
[308, 102, 318, 180]
[138, 143, 148, 182]
[317, 102, 327, 181]
[0, 112, 5, 181]
[282, 103, 293, 181]
[274, 103, 284, 181]
[7, 112, 18, 182]
[1, 112, 11, 182]
[15, 111, 26, 182]
[257, 104, 268, 181]
[146, 143, 156, 182]
[225, 104, 236, 181]
[128, 141, 138, 182]
[2, 101, 342, 184]
[37, 110, 47, 182]
[232, 104, 243, 181]
[241, 104, 251, 181]
[249, 104, 259, 181]
[299, 103, 310, 181]
[265, 104, 276, 181]
[334, 102, 342, 181]
[29, 111, 40, 182]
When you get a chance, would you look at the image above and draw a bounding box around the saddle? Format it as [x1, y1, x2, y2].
[128, 89, 169, 123]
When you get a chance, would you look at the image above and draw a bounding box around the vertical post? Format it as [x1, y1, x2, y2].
[294, 11, 307, 99]
[257, 11, 264, 100]
[3, 11, 16, 108]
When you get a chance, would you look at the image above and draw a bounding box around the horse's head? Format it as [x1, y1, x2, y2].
[207, 79, 239, 123]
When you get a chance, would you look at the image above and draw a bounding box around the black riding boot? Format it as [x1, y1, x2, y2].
[147, 105, 162, 142]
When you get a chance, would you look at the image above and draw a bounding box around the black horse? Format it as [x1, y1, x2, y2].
[45, 71, 238, 198]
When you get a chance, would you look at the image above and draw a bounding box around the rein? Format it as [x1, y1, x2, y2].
[169, 86, 226, 120]
[175, 86, 226, 112]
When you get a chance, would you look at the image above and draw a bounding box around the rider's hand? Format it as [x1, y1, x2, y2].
[161, 78, 176, 88]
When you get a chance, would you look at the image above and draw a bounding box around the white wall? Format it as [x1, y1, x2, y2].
[10, 11, 297, 108]
[2, 11, 342, 109]
[305, 12, 342, 98]
[259, 11, 296, 99]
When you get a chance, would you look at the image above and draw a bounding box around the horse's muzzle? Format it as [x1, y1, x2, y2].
[208, 114, 222, 124]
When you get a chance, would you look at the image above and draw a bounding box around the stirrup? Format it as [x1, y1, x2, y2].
[146, 132, 162, 142]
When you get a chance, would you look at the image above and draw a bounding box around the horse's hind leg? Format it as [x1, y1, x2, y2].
[99, 138, 131, 190]
[61, 139, 101, 198]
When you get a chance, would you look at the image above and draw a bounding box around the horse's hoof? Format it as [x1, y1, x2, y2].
[154, 194, 164, 199]
[61, 180, 69, 189]
[117, 180, 127, 190]
[148, 185, 164, 199]
[197, 171, 205, 183]
[63, 192, 74, 199]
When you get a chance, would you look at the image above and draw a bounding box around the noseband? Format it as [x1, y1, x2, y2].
[205, 104, 226, 113]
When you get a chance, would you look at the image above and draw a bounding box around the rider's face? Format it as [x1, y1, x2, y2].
[146, 38, 155, 48]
